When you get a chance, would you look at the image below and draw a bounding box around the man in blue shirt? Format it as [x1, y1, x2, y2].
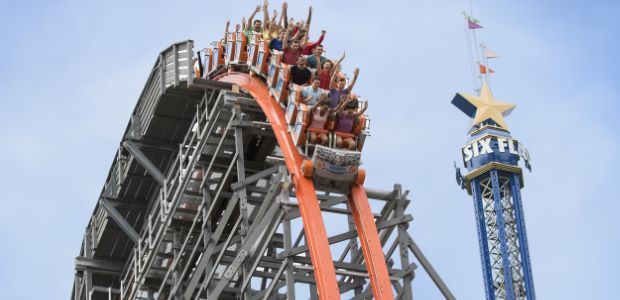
[302, 78, 326, 106]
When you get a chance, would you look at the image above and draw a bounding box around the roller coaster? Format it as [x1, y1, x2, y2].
[71, 10, 455, 300]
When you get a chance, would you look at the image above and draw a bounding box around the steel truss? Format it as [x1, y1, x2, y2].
[471, 170, 534, 300]
[71, 40, 454, 300]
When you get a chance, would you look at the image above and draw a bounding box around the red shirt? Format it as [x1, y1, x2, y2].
[301, 34, 325, 55]
[319, 69, 331, 90]
[283, 48, 302, 65]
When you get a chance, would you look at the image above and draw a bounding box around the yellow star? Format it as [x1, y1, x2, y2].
[458, 81, 516, 130]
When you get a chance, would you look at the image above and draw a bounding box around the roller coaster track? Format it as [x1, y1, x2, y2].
[216, 72, 393, 299]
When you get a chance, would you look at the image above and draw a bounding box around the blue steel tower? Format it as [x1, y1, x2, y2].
[451, 82, 536, 300]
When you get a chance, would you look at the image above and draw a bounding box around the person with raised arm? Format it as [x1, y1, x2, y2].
[282, 28, 303, 64]
[244, 5, 263, 39]
[301, 30, 325, 56]
[288, 21, 304, 42]
[287, 19, 306, 40]
[262, 1, 286, 39]
[262, 10, 276, 40]
[261, 0, 275, 40]
[287, 6, 312, 41]
[335, 100, 368, 150]
[316, 51, 345, 90]
[327, 67, 359, 108]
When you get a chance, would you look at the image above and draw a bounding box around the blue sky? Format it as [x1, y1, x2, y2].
[1, 0, 618, 299]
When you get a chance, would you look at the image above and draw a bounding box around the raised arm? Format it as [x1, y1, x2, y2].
[331, 97, 350, 113]
[354, 100, 368, 116]
[263, 0, 269, 26]
[329, 64, 341, 89]
[282, 27, 291, 49]
[241, 17, 247, 30]
[315, 52, 323, 75]
[270, 10, 278, 27]
[281, 2, 288, 28]
[331, 51, 346, 77]
[304, 6, 313, 31]
[345, 67, 360, 93]
[264, 22, 273, 39]
[305, 30, 325, 49]
[290, 26, 304, 41]
[247, 5, 261, 29]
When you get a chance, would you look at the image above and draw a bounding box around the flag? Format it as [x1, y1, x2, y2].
[463, 11, 483, 29]
[484, 48, 499, 59]
[468, 19, 483, 29]
[479, 63, 495, 74]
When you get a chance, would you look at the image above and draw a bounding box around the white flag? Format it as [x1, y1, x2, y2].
[484, 48, 499, 59]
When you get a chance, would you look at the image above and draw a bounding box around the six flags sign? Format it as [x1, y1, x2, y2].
[462, 135, 532, 170]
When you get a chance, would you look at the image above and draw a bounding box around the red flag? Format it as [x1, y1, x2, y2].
[479, 64, 495, 74]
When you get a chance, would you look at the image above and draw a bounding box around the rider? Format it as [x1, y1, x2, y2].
[302, 77, 326, 105]
[282, 36, 303, 65]
[305, 44, 328, 69]
[301, 31, 326, 56]
[327, 67, 359, 108]
[290, 56, 312, 86]
[334, 99, 367, 150]
[243, 5, 263, 39]
[316, 51, 344, 90]
[308, 97, 348, 146]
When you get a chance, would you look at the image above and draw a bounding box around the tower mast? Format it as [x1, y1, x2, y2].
[452, 83, 536, 300]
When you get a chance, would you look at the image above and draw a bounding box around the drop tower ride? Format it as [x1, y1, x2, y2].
[452, 82, 536, 300]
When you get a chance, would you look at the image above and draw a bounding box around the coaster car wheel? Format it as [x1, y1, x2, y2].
[301, 159, 314, 178]
[355, 168, 366, 185]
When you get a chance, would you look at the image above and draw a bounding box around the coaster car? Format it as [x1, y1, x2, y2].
[301, 145, 366, 188]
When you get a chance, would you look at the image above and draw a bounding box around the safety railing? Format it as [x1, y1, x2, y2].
[102, 150, 123, 199]
[89, 204, 108, 255]
[133, 40, 194, 138]
[92, 145, 130, 253]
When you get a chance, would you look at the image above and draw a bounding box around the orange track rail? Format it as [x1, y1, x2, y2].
[349, 185, 395, 300]
[217, 72, 340, 299]
[217, 72, 393, 299]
